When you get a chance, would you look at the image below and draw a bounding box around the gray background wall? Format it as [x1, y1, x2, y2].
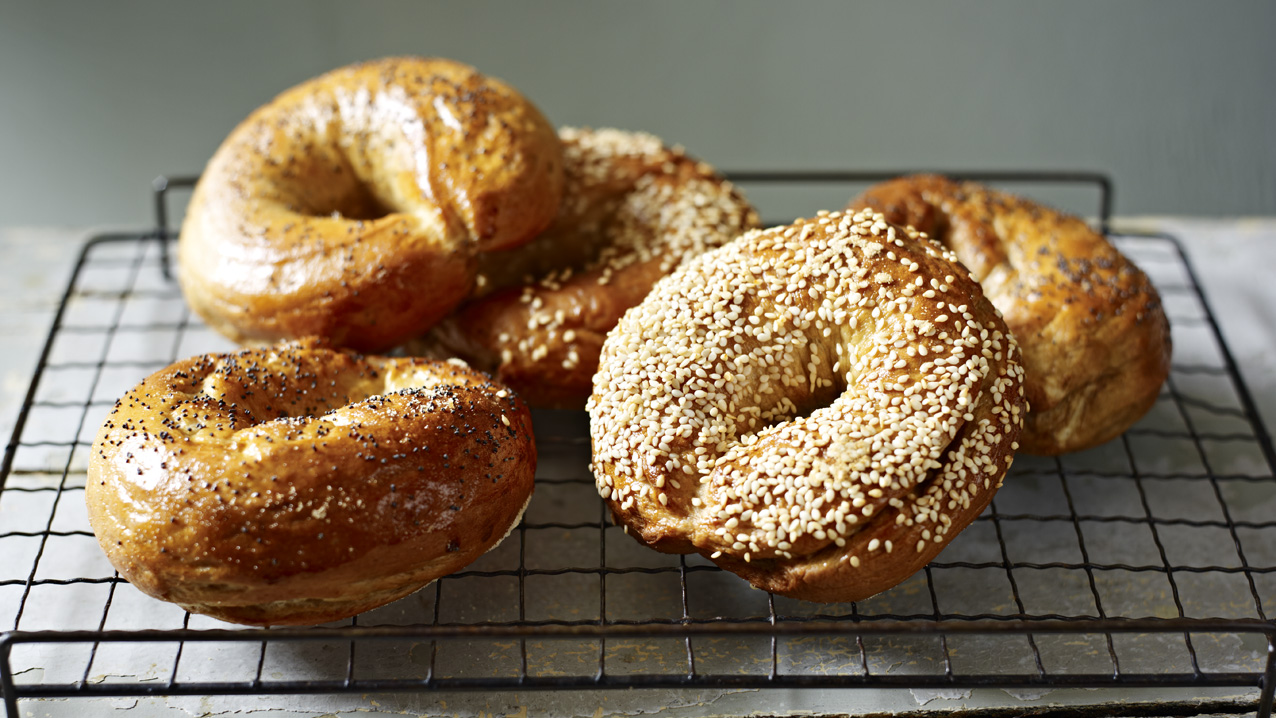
[1, 0, 1273, 227]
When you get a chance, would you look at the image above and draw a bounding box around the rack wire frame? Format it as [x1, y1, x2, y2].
[2, 172, 1275, 717]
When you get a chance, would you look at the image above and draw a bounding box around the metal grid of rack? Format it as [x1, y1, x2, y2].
[1, 173, 1274, 717]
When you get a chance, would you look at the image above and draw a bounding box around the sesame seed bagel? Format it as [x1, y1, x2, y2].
[849, 175, 1171, 455]
[179, 57, 564, 353]
[406, 127, 759, 408]
[588, 210, 1026, 603]
[86, 339, 536, 626]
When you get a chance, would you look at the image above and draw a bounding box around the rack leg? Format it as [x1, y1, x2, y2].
[1259, 635, 1276, 718]
[0, 637, 18, 718]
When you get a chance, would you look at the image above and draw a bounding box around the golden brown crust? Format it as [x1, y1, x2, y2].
[588, 211, 1025, 603]
[178, 57, 564, 353]
[406, 128, 759, 408]
[849, 175, 1171, 455]
[86, 339, 536, 626]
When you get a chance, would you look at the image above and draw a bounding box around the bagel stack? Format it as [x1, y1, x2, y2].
[103, 54, 1159, 622]
[589, 210, 1026, 602]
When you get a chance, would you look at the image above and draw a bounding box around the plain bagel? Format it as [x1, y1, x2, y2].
[849, 175, 1171, 454]
[86, 339, 536, 626]
[179, 57, 564, 353]
[588, 210, 1026, 602]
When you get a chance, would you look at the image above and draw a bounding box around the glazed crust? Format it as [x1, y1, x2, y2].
[86, 340, 536, 626]
[849, 175, 1170, 455]
[178, 57, 564, 353]
[407, 128, 759, 408]
[589, 211, 1025, 603]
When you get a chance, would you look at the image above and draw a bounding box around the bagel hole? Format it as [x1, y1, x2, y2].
[741, 380, 845, 442]
[470, 187, 636, 293]
[304, 181, 396, 222]
[473, 224, 614, 294]
[284, 154, 400, 222]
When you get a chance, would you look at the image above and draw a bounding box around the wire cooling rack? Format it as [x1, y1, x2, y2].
[1, 173, 1275, 717]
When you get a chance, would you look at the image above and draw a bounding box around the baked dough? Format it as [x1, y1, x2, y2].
[849, 175, 1170, 454]
[87, 340, 536, 626]
[179, 57, 563, 353]
[409, 127, 758, 408]
[589, 210, 1025, 602]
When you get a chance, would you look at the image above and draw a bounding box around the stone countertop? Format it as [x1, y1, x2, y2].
[1, 219, 1273, 717]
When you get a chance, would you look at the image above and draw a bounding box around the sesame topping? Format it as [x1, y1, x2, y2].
[588, 210, 1025, 572]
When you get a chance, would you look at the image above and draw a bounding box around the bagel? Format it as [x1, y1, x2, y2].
[179, 57, 564, 353]
[848, 175, 1170, 454]
[407, 127, 759, 408]
[86, 339, 536, 626]
[588, 210, 1026, 602]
